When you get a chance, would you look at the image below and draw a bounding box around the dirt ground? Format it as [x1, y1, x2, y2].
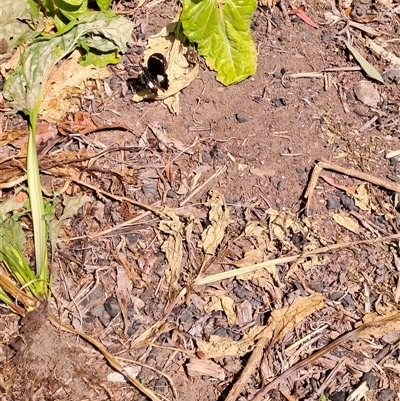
[1, 0, 400, 400]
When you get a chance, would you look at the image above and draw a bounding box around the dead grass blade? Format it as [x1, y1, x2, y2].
[193, 233, 400, 287]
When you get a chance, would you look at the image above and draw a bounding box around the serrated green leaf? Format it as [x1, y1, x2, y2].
[345, 40, 384, 83]
[3, 11, 133, 115]
[96, 0, 113, 12]
[181, 0, 257, 86]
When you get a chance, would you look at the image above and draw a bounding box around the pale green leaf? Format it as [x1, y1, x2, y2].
[0, 0, 44, 52]
[3, 11, 133, 115]
[345, 41, 384, 83]
[181, 0, 257, 85]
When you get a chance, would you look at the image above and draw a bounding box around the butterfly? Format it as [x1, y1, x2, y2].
[141, 53, 169, 95]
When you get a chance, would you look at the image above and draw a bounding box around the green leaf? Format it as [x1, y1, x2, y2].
[344, 40, 384, 84]
[3, 11, 133, 115]
[0, 0, 44, 52]
[55, 0, 85, 8]
[181, 0, 257, 85]
[96, 0, 113, 12]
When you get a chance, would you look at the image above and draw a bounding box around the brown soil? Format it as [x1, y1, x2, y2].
[1, 1, 400, 401]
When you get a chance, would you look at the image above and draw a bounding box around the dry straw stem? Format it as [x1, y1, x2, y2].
[48, 312, 162, 401]
[304, 159, 400, 215]
[250, 312, 400, 401]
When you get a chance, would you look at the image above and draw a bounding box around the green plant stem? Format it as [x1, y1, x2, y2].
[27, 107, 49, 297]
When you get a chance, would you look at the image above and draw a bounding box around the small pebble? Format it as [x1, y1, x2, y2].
[127, 233, 141, 246]
[389, 157, 398, 167]
[236, 113, 250, 123]
[142, 181, 158, 196]
[110, 75, 118, 86]
[383, 69, 400, 84]
[214, 328, 229, 337]
[89, 285, 104, 301]
[341, 294, 354, 308]
[377, 389, 395, 401]
[167, 189, 178, 198]
[271, 15, 282, 27]
[202, 153, 212, 162]
[326, 198, 341, 210]
[329, 391, 347, 401]
[321, 32, 334, 43]
[354, 81, 380, 108]
[340, 195, 358, 211]
[104, 296, 121, 318]
[361, 371, 376, 388]
[233, 286, 250, 299]
[138, 157, 148, 165]
[272, 98, 287, 107]
[154, 378, 167, 393]
[99, 316, 111, 327]
[127, 307, 136, 318]
[311, 281, 324, 293]
[90, 305, 105, 317]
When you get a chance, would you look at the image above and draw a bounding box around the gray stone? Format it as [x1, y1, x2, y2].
[354, 81, 380, 108]
[90, 305, 105, 317]
[104, 297, 121, 318]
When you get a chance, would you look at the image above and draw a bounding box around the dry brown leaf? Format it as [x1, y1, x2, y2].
[201, 189, 231, 256]
[197, 294, 325, 358]
[204, 295, 236, 325]
[186, 358, 226, 380]
[41, 50, 110, 123]
[354, 183, 371, 211]
[159, 207, 184, 293]
[359, 312, 400, 340]
[332, 214, 359, 233]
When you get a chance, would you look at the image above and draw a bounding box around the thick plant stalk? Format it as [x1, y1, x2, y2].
[27, 107, 49, 298]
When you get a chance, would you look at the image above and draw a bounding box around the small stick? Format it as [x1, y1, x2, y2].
[304, 159, 400, 215]
[179, 165, 227, 206]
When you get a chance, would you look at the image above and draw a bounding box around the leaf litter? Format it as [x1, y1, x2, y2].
[2, 0, 400, 400]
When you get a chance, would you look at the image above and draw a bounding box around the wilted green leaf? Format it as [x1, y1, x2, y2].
[3, 11, 133, 115]
[181, 0, 257, 85]
[345, 40, 384, 83]
[0, 0, 44, 52]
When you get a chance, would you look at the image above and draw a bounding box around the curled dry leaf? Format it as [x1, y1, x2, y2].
[354, 183, 371, 211]
[197, 294, 325, 358]
[186, 358, 226, 381]
[159, 207, 184, 293]
[332, 214, 360, 233]
[201, 189, 231, 256]
[204, 295, 236, 325]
